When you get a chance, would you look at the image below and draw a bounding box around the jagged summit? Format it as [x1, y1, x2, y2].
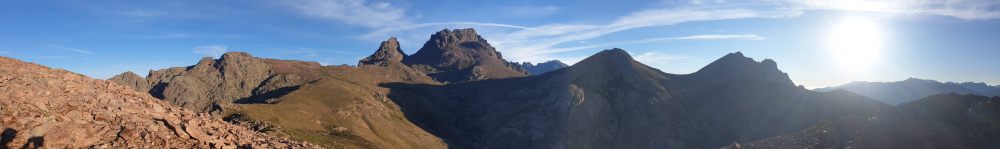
[691, 51, 794, 86]
[402, 28, 527, 83]
[359, 37, 407, 67]
[404, 28, 506, 69]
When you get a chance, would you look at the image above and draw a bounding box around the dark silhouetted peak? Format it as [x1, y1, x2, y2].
[519, 60, 569, 75]
[359, 37, 407, 67]
[568, 48, 667, 83]
[575, 48, 634, 66]
[403, 28, 526, 83]
[691, 52, 793, 86]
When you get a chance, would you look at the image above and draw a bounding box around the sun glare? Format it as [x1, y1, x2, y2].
[827, 17, 883, 73]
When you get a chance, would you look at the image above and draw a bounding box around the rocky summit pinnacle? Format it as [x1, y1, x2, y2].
[359, 37, 407, 67]
[402, 28, 527, 83]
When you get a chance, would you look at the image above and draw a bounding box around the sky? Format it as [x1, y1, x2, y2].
[1, 0, 999, 89]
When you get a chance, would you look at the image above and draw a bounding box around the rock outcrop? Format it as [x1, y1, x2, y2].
[110, 52, 323, 113]
[107, 71, 149, 92]
[403, 28, 528, 83]
[359, 37, 407, 67]
[0, 56, 316, 148]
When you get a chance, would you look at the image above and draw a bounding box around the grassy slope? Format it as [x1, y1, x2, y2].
[235, 66, 446, 149]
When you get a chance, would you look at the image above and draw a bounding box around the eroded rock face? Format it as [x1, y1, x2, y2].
[359, 37, 407, 67]
[109, 52, 322, 113]
[403, 28, 528, 83]
[0, 56, 317, 148]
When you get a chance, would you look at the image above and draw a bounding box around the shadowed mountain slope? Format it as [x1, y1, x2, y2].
[734, 93, 1000, 149]
[385, 49, 888, 148]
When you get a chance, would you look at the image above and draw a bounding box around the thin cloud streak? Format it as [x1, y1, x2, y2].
[193, 45, 228, 58]
[671, 34, 765, 40]
[290, 0, 1000, 64]
[287, 0, 408, 28]
[41, 44, 95, 54]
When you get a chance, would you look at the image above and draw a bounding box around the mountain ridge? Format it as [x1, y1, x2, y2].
[816, 77, 1000, 105]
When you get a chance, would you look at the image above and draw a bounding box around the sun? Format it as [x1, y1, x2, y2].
[826, 17, 883, 73]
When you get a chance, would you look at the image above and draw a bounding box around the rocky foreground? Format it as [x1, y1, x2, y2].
[0, 56, 317, 148]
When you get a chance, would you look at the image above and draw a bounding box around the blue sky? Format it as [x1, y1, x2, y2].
[1, 0, 999, 88]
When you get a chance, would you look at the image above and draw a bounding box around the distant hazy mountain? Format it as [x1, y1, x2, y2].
[815, 78, 1000, 105]
[515, 60, 569, 75]
[735, 93, 1000, 148]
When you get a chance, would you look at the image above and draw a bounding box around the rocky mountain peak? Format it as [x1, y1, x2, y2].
[568, 48, 667, 84]
[108, 71, 150, 92]
[359, 37, 407, 67]
[574, 48, 635, 67]
[402, 28, 526, 83]
[692, 51, 794, 86]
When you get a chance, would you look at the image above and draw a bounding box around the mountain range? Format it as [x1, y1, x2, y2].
[3, 28, 999, 148]
[817, 78, 1000, 105]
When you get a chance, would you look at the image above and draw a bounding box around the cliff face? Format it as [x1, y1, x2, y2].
[0, 56, 315, 148]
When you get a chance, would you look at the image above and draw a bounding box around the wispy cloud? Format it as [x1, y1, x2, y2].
[142, 33, 246, 39]
[41, 44, 95, 54]
[0, 50, 10, 55]
[291, 0, 1000, 64]
[287, 0, 408, 28]
[118, 9, 167, 17]
[633, 51, 687, 67]
[503, 5, 560, 17]
[537, 34, 766, 57]
[788, 0, 1000, 20]
[671, 34, 765, 40]
[193, 45, 228, 58]
[489, 8, 797, 62]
